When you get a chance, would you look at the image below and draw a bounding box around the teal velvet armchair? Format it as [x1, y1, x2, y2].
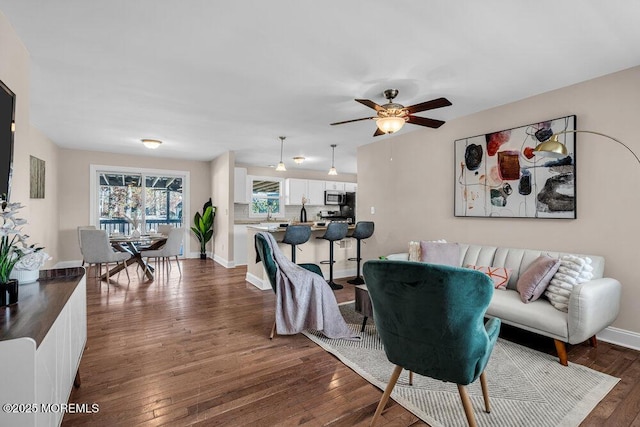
[363, 260, 501, 427]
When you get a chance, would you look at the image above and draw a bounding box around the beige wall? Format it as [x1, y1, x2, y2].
[358, 65, 640, 335]
[211, 152, 233, 264]
[0, 11, 59, 266]
[57, 148, 211, 261]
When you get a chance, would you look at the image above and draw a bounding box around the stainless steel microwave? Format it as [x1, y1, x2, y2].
[324, 190, 345, 205]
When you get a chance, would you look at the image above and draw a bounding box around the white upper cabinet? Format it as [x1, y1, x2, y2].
[306, 180, 326, 206]
[325, 181, 345, 191]
[285, 178, 307, 205]
[285, 179, 326, 205]
[344, 182, 357, 192]
[234, 167, 249, 204]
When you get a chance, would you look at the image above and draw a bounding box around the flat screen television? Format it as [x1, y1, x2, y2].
[0, 79, 15, 201]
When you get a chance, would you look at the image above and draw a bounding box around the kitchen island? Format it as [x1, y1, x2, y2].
[245, 224, 357, 290]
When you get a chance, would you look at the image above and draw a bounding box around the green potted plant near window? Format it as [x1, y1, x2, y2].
[191, 198, 215, 260]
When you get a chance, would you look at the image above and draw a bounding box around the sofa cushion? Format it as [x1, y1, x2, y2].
[516, 255, 560, 303]
[420, 241, 459, 266]
[487, 289, 569, 340]
[466, 265, 511, 290]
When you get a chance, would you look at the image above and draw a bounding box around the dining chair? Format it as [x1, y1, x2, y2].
[363, 260, 501, 427]
[80, 229, 131, 283]
[140, 227, 184, 275]
[157, 224, 174, 236]
[77, 225, 96, 266]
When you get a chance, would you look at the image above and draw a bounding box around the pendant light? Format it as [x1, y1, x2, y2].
[328, 144, 338, 175]
[276, 136, 287, 171]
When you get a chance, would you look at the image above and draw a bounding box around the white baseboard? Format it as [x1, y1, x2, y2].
[597, 326, 640, 351]
[246, 272, 270, 291]
[213, 254, 233, 268]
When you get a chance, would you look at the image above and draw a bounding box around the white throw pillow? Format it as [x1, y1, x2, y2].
[545, 255, 594, 312]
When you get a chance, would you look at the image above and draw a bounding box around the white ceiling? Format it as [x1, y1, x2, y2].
[1, 1, 639, 175]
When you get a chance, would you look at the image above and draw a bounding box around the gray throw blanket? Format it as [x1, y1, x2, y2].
[258, 232, 359, 340]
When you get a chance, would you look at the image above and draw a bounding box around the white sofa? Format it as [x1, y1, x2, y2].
[388, 243, 622, 365]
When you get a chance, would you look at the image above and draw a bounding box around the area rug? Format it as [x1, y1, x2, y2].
[302, 302, 619, 427]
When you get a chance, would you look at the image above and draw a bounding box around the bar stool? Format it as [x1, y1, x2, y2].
[347, 221, 375, 285]
[316, 222, 349, 290]
[281, 225, 312, 263]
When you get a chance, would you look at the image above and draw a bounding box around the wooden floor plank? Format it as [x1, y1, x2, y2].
[62, 260, 640, 426]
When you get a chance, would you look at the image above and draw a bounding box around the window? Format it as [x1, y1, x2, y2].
[249, 176, 284, 218]
[93, 168, 185, 234]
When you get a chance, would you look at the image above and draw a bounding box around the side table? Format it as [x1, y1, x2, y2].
[354, 284, 373, 332]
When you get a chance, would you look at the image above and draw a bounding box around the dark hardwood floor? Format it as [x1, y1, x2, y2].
[64, 260, 640, 426]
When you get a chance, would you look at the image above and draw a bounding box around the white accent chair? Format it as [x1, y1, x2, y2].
[140, 227, 184, 276]
[80, 229, 131, 283]
[157, 224, 174, 236]
[77, 225, 96, 266]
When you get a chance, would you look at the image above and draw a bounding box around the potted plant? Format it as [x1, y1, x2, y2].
[191, 198, 215, 260]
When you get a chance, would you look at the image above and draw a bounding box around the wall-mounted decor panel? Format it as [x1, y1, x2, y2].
[454, 115, 576, 219]
[30, 155, 45, 199]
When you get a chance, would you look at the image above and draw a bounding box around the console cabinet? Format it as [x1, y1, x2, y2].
[0, 268, 87, 427]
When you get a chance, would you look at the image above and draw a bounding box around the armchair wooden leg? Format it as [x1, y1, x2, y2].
[589, 336, 598, 348]
[457, 384, 478, 427]
[554, 339, 568, 366]
[370, 365, 402, 426]
[269, 320, 276, 340]
[408, 370, 413, 386]
[479, 372, 491, 413]
[175, 256, 182, 275]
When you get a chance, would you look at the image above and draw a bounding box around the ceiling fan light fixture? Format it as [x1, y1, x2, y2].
[328, 144, 338, 175]
[276, 136, 287, 172]
[293, 156, 305, 164]
[141, 139, 162, 149]
[376, 116, 406, 134]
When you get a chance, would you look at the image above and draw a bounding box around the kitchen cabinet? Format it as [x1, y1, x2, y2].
[234, 167, 249, 204]
[307, 180, 326, 205]
[325, 181, 345, 191]
[344, 182, 357, 192]
[286, 179, 325, 206]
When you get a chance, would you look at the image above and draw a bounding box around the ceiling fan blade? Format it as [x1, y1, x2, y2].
[373, 128, 385, 137]
[356, 99, 385, 112]
[330, 117, 375, 126]
[405, 97, 452, 114]
[407, 115, 446, 128]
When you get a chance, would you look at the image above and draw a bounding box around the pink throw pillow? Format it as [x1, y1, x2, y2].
[466, 265, 511, 290]
[516, 255, 561, 303]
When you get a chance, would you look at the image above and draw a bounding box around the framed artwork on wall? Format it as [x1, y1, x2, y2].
[454, 115, 576, 219]
[30, 155, 45, 199]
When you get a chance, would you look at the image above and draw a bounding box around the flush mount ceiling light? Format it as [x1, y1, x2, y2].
[328, 144, 338, 175]
[141, 139, 162, 149]
[293, 156, 305, 164]
[276, 136, 287, 172]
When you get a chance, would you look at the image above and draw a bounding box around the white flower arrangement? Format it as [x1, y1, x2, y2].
[14, 250, 50, 271]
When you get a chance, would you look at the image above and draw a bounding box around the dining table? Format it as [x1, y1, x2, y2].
[102, 234, 168, 281]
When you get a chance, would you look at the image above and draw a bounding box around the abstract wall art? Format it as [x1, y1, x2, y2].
[454, 115, 576, 219]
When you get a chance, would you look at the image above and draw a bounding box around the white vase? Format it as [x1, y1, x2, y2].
[9, 268, 40, 285]
[131, 228, 141, 238]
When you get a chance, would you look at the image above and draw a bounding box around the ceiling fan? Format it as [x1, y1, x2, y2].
[330, 89, 452, 136]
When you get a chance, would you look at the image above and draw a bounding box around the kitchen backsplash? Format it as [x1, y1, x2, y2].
[234, 203, 326, 222]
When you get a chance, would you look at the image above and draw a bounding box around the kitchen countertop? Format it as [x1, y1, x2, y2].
[247, 223, 355, 232]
